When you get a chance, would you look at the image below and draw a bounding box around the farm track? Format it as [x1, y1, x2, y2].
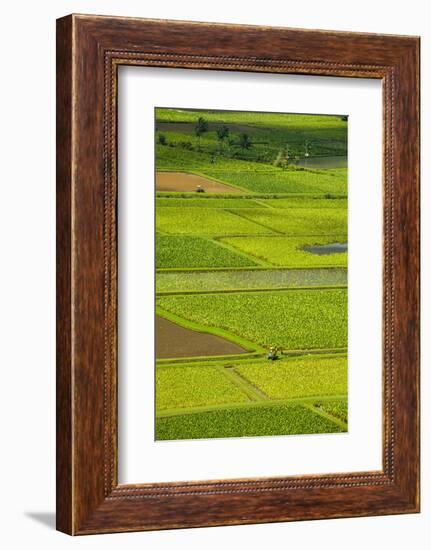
[217, 365, 270, 402]
[156, 347, 348, 366]
[226, 208, 286, 235]
[209, 236, 270, 267]
[156, 284, 347, 296]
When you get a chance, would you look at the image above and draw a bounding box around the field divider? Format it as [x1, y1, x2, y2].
[303, 402, 348, 431]
[253, 199, 276, 209]
[157, 286, 347, 300]
[226, 208, 285, 235]
[156, 352, 265, 366]
[199, 235, 261, 268]
[156, 394, 347, 419]
[209, 237, 271, 267]
[156, 348, 348, 366]
[216, 365, 270, 402]
[156, 284, 347, 297]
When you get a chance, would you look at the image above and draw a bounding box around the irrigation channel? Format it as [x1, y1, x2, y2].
[303, 242, 348, 255]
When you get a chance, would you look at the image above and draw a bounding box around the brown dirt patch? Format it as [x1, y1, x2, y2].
[156, 316, 247, 359]
[156, 172, 242, 194]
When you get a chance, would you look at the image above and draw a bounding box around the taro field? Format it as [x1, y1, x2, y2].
[155, 107, 348, 441]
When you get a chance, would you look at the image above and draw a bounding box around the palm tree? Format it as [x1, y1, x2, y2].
[195, 116, 208, 150]
[216, 125, 230, 154]
[239, 132, 252, 150]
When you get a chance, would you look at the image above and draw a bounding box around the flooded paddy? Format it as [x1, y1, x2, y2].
[156, 171, 242, 194]
[157, 268, 347, 294]
[156, 316, 247, 358]
[304, 243, 347, 256]
[295, 156, 347, 169]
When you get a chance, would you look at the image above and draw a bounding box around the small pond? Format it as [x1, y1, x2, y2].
[294, 156, 347, 169]
[303, 242, 348, 256]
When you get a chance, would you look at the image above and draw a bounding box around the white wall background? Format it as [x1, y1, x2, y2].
[0, 0, 427, 548]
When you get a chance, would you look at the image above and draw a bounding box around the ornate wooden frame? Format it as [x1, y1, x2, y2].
[56, 14, 420, 534]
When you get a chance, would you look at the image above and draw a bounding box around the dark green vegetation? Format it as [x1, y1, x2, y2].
[156, 236, 256, 268]
[156, 108, 347, 161]
[155, 108, 348, 440]
[156, 403, 345, 440]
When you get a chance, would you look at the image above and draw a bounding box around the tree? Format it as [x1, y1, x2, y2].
[195, 116, 208, 149]
[216, 125, 230, 152]
[239, 132, 252, 150]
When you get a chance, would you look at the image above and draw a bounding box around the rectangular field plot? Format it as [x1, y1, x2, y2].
[156, 366, 250, 411]
[156, 236, 256, 269]
[236, 355, 347, 400]
[203, 168, 347, 195]
[156, 268, 347, 293]
[156, 145, 275, 175]
[157, 289, 347, 351]
[156, 403, 346, 440]
[156, 207, 273, 236]
[221, 235, 347, 268]
[156, 198, 262, 209]
[262, 197, 347, 209]
[229, 207, 347, 235]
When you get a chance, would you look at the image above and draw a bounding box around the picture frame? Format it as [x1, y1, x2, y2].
[56, 14, 420, 535]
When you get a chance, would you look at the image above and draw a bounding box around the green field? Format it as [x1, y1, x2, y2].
[154, 107, 348, 441]
[236, 355, 347, 399]
[221, 235, 347, 267]
[156, 207, 274, 235]
[156, 365, 250, 410]
[156, 236, 256, 269]
[156, 403, 346, 440]
[157, 289, 347, 350]
[228, 207, 347, 235]
[314, 400, 348, 424]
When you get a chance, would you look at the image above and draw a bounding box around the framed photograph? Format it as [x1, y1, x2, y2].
[56, 14, 420, 535]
